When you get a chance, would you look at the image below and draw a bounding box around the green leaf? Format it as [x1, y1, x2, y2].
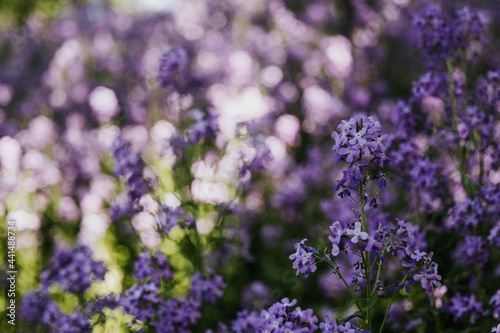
[342, 294, 379, 310]
[464, 177, 475, 197]
[341, 310, 367, 323]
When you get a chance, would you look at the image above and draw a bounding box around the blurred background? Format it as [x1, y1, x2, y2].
[1, 0, 500, 332]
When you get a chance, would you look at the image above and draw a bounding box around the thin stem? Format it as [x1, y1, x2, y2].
[319, 256, 356, 301]
[371, 235, 395, 296]
[359, 180, 372, 331]
[378, 298, 393, 333]
[433, 307, 444, 333]
[319, 256, 364, 314]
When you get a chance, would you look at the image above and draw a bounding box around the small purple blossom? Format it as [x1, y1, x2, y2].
[289, 239, 318, 278]
[346, 221, 368, 244]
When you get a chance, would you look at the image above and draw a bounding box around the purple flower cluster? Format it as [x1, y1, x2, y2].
[328, 221, 381, 257]
[447, 183, 500, 232]
[413, 5, 486, 61]
[478, 71, 500, 107]
[133, 251, 174, 283]
[320, 316, 365, 333]
[157, 46, 202, 93]
[406, 252, 441, 296]
[447, 293, 487, 324]
[40, 245, 106, 293]
[190, 270, 225, 303]
[157, 204, 195, 234]
[454, 235, 489, 267]
[21, 246, 114, 332]
[410, 71, 448, 104]
[170, 108, 219, 148]
[289, 239, 318, 278]
[331, 117, 389, 168]
[227, 298, 360, 333]
[121, 264, 225, 332]
[111, 136, 149, 213]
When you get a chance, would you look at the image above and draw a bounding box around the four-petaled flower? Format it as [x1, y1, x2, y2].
[347, 222, 369, 243]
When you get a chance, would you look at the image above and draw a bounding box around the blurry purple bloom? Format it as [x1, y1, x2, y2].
[133, 251, 173, 283]
[365, 231, 382, 252]
[489, 290, 500, 319]
[40, 245, 106, 293]
[410, 250, 427, 262]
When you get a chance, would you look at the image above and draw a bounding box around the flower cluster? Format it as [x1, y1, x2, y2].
[405, 251, 441, 296]
[447, 293, 487, 324]
[111, 136, 149, 211]
[157, 46, 202, 93]
[157, 204, 196, 234]
[289, 239, 318, 278]
[446, 183, 500, 232]
[121, 261, 225, 332]
[328, 221, 381, 257]
[170, 108, 219, 148]
[454, 235, 489, 267]
[9, 0, 500, 332]
[40, 245, 106, 293]
[226, 298, 365, 332]
[413, 5, 486, 61]
[331, 117, 389, 168]
[133, 251, 174, 283]
[21, 246, 115, 332]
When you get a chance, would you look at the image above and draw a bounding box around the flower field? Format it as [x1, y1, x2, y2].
[1, 0, 500, 332]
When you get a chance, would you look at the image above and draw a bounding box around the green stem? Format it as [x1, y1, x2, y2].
[378, 298, 393, 333]
[371, 235, 395, 296]
[433, 307, 444, 333]
[321, 257, 356, 300]
[320, 256, 364, 314]
[359, 181, 372, 331]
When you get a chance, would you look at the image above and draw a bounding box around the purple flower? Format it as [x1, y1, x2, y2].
[40, 245, 106, 293]
[490, 290, 500, 319]
[170, 108, 219, 148]
[410, 250, 427, 262]
[156, 46, 202, 93]
[190, 271, 225, 303]
[289, 239, 318, 278]
[413, 5, 485, 61]
[133, 251, 174, 283]
[455, 235, 489, 267]
[447, 294, 487, 324]
[157, 205, 195, 234]
[329, 221, 344, 245]
[489, 225, 500, 247]
[364, 231, 382, 252]
[111, 137, 149, 209]
[413, 263, 442, 295]
[346, 222, 368, 244]
[331, 117, 389, 168]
